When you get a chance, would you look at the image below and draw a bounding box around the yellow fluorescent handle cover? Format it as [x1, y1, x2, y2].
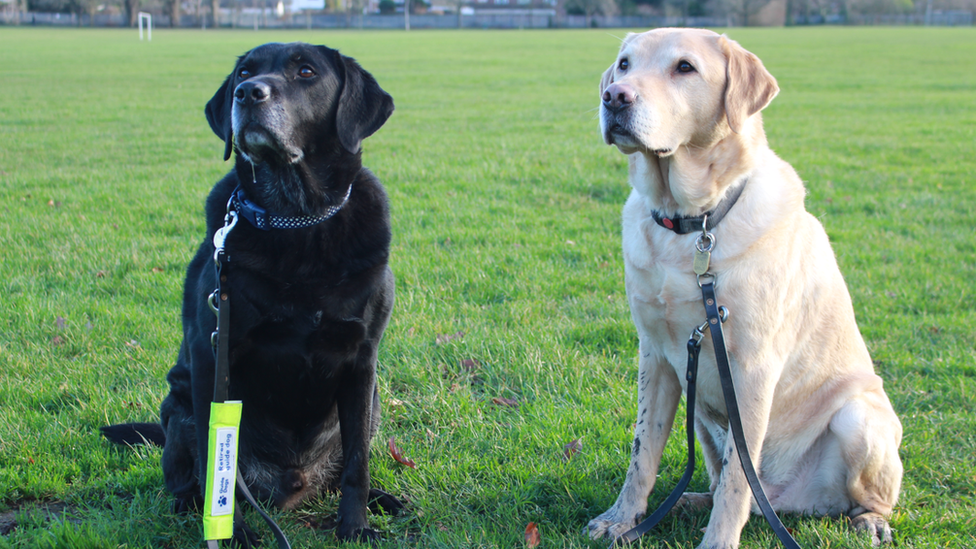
[203, 401, 243, 541]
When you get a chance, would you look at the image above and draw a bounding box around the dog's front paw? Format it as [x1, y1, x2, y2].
[344, 527, 382, 545]
[695, 542, 737, 549]
[851, 511, 893, 546]
[585, 506, 642, 541]
[336, 518, 381, 544]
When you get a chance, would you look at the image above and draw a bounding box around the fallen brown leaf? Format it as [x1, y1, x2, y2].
[435, 330, 465, 345]
[387, 436, 416, 469]
[563, 439, 582, 461]
[525, 522, 541, 548]
[491, 397, 519, 408]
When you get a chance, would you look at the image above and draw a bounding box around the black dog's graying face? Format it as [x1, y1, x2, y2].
[205, 42, 394, 165]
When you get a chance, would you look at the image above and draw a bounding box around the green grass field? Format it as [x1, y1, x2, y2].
[1, 25, 974, 548]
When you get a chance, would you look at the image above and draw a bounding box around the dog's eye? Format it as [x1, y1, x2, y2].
[618, 58, 629, 71]
[677, 61, 696, 74]
[238, 68, 251, 80]
[298, 66, 315, 79]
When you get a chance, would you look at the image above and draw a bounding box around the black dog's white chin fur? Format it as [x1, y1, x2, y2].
[236, 126, 304, 165]
[232, 101, 304, 165]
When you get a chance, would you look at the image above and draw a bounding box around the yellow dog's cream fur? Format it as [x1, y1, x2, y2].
[586, 28, 903, 548]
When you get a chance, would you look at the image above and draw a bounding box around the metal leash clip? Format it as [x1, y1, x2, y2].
[213, 209, 239, 264]
[690, 306, 729, 344]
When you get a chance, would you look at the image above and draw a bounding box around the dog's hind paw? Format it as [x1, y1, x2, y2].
[676, 492, 713, 512]
[851, 511, 893, 546]
[230, 521, 260, 549]
[368, 488, 404, 516]
[172, 494, 203, 515]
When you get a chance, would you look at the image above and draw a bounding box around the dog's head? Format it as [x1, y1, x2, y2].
[205, 42, 394, 164]
[599, 28, 779, 156]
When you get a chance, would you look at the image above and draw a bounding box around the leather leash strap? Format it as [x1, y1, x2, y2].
[613, 282, 803, 548]
[208, 218, 292, 549]
[213, 269, 230, 403]
[701, 280, 802, 549]
[615, 338, 701, 545]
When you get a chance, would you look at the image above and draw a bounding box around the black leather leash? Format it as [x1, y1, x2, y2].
[614, 205, 802, 548]
[614, 332, 703, 544]
[208, 200, 292, 549]
[700, 279, 801, 549]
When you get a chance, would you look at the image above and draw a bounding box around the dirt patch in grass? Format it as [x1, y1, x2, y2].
[0, 501, 81, 536]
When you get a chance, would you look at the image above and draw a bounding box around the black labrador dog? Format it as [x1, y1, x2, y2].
[102, 42, 400, 544]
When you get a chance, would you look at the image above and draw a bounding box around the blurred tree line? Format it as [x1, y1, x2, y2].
[27, 0, 212, 26]
[562, 0, 969, 24]
[23, 0, 974, 25]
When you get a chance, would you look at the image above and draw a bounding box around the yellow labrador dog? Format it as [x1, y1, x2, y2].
[586, 28, 903, 548]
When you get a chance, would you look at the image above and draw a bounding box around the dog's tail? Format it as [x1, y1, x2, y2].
[100, 422, 166, 447]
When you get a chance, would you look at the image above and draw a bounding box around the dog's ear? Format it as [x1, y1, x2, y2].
[205, 62, 239, 162]
[600, 63, 615, 95]
[333, 50, 395, 155]
[720, 35, 779, 135]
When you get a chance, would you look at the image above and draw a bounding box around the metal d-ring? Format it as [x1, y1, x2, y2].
[696, 232, 715, 253]
[696, 214, 715, 253]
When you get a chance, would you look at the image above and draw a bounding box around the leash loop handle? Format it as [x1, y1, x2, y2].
[700, 281, 802, 549]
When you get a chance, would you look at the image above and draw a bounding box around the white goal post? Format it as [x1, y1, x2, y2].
[138, 12, 152, 41]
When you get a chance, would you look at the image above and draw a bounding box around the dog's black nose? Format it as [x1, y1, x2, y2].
[603, 83, 636, 112]
[235, 80, 271, 105]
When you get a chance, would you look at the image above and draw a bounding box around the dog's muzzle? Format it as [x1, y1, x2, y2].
[235, 80, 272, 107]
[231, 79, 303, 164]
[602, 82, 636, 114]
[601, 82, 640, 148]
